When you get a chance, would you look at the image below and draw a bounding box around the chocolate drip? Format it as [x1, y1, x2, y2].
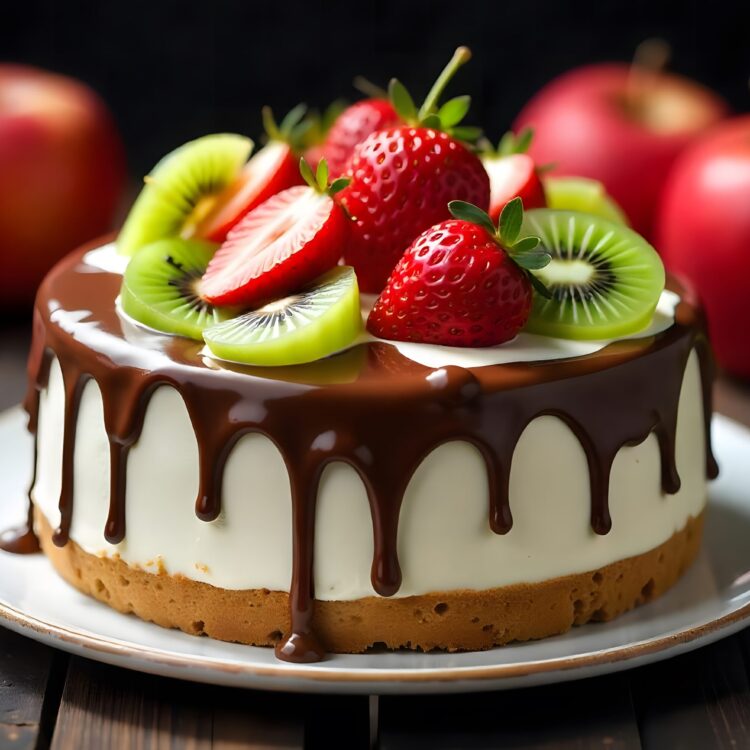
[695, 337, 720, 480]
[53, 371, 89, 547]
[0, 433, 40, 554]
[275, 461, 325, 662]
[1, 339, 52, 554]
[105, 441, 129, 544]
[5, 243, 719, 664]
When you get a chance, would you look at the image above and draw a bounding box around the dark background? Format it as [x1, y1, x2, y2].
[2, 0, 749, 179]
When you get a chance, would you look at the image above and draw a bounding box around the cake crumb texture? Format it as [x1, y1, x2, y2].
[36, 508, 703, 654]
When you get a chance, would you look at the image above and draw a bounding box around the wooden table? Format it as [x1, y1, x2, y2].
[2, 324, 750, 750]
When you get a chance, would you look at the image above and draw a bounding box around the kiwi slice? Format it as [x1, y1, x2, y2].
[203, 266, 362, 366]
[543, 176, 628, 225]
[117, 134, 253, 256]
[521, 209, 664, 340]
[121, 237, 236, 340]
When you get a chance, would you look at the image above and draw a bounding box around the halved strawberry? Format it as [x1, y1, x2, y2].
[481, 129, 546, 222]
[200, 159, 350, 308]
[195, 106, 307, 243]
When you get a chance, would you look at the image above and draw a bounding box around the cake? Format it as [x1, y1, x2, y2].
[1, 49, 718, 663]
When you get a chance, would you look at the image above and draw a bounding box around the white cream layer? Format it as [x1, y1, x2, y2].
[85, 243, 680, 370]
[32, 349, 707, 600]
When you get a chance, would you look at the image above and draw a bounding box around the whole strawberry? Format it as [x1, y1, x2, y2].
[367, 198, 551, 347]
[321, 98, 399, 177]
[339, 47, 490, 293]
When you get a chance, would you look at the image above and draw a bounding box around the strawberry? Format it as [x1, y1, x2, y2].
[481, 129, 547, 222]
[195, 106, 308, 243]
[367, 198, 551, 347]
[200, 159, 350, 307]
[320, 98, 399, 176]
[339, 47, 490, 293]
[300, 99, 348, 171]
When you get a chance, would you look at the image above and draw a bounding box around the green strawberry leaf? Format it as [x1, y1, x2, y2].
[279, 103, 308, 139]
[421, 113, 442, 130]
[448, 200, 496, 236]
[316, 158, 329, 192]
[499, 197, 523, 246]
[388, 78, 418, 123]
[438, 95, 471, 128]
[328, 177, 351, 196]
[515, 127, 534, 154]
[299, 157, 317, 190]
[526, 270, 552, 299]
[450, 125, 483, 143]
[353, 75, 388, 99]
[497, 131, 516, 157]
[497, 127, 534, 156]
[262, 106, 281, 142]
[510, 236, 541, 253]
[511, 250, 552, 271]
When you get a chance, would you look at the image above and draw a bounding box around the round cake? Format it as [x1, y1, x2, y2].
[7, 239, 716, 662]
[0, 49, 720, 663]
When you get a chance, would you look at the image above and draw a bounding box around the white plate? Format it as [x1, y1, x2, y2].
[0, 405, 749, 694]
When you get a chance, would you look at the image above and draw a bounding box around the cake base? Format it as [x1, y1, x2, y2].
[36, 508, 703, 654]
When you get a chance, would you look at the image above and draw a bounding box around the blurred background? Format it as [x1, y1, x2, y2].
[3, 0, 748, 177]
[1, 0, 749, 396]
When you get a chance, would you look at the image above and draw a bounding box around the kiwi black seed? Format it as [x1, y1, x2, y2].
[120, 237, 236, 340]
[519, 209, 665, 340]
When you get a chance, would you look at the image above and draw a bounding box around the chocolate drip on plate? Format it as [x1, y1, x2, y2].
[5, 242, 719, 663]
[1, 343, 50, 555]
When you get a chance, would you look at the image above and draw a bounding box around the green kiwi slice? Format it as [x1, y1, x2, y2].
[120, 238, 236, 340]
[203, 266, 362, 366]
[117, 134, 253, 257]
[543, 176, 628, 225]
[521, 209, 665, 340]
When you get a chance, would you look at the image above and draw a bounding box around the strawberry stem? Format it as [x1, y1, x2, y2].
[418, 46, 472, 120]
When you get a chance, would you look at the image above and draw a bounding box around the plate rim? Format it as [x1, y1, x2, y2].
[0, 586, 749, 686]
[1, 406, 749, 690]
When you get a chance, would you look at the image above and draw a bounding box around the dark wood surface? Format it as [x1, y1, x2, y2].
[2, 324, 750, 750]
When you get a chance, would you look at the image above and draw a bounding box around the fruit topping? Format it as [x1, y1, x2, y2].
[481, 129, 546, 221]
[301, 99, 348, 170]
[543, 176, 628, 225]
[367, 198, 550, 347]
[200, 158, 350, 308]
[319, 97, 399, 176]
[117, 134, 253, 256]
[193, 106, 309, 242]
[339, 47, 490, 293]
[203, 266, 362, 366]
[120, 237, 235, 340]
[520, 209, 665, 340]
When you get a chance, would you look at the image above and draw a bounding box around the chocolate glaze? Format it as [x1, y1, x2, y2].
[2, 241, 719, 662]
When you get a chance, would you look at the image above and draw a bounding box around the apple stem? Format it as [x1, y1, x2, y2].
[627, 38, 671, 111]
[418, 46, 472, 120]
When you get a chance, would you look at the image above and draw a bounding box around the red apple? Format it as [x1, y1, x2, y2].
[514, 63, 727, 238]
[657, 116, 750, 377]
[0, 65, 126, 305]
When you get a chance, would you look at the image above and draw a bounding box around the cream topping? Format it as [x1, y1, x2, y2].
[84, 243, 679, 370]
